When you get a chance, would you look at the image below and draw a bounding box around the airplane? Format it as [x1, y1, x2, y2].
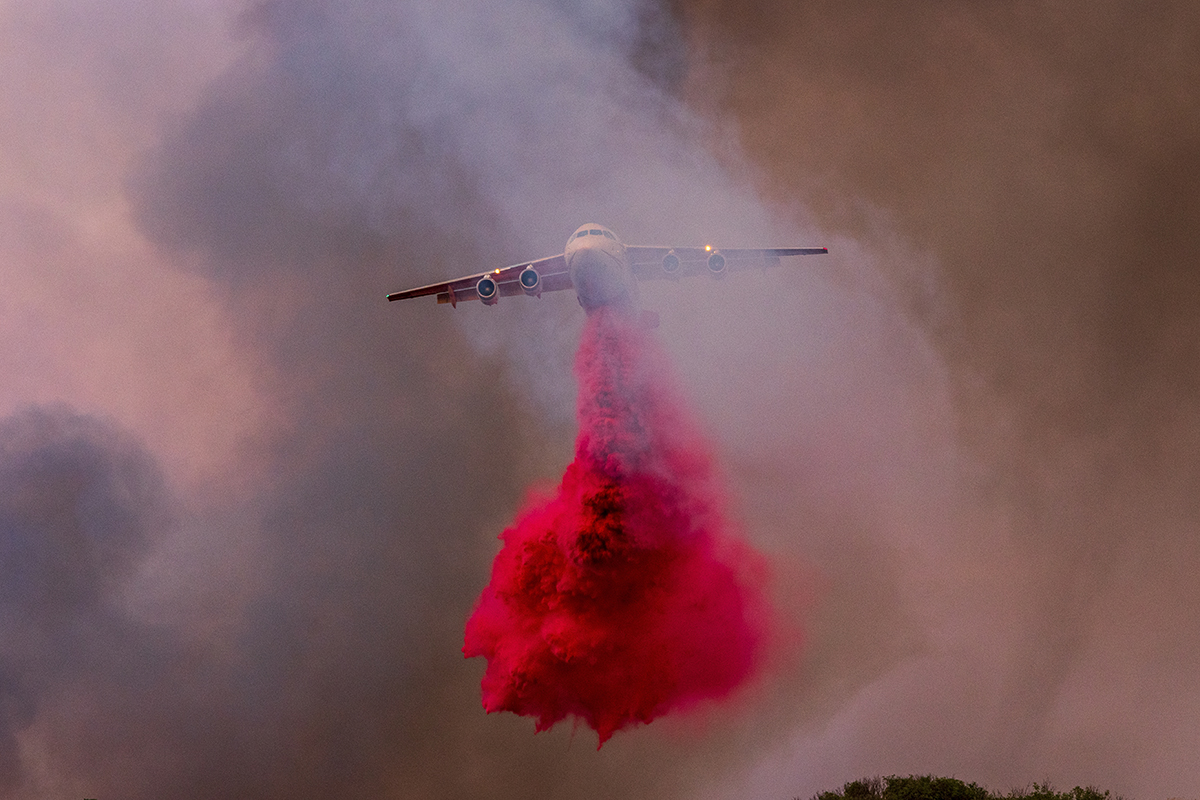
[385, 223, 827, 313]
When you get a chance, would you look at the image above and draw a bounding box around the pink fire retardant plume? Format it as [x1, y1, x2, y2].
[464, 308, 778, 746]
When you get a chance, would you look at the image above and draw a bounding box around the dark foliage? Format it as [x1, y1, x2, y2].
[806, 776, 1120, 800]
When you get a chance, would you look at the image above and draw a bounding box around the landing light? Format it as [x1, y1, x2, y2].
[705, 245, 711, 251]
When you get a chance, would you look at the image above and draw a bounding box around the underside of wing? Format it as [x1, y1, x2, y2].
[386, 253, 570, 305]
[626, 245, 827, 280]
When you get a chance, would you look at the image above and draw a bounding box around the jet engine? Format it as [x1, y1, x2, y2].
[707, 250, 726, 274]
[661, 251, 680, 275]
[519, 266, 541, 296]
[476, 275, 499, 305]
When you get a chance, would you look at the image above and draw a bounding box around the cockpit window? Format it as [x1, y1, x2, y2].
[589, 229, 603, 236]
[602, 230, 616, 240]
[575, 230, 589, 239]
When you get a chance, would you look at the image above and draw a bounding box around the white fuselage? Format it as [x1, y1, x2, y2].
[564, 223, 638, 312]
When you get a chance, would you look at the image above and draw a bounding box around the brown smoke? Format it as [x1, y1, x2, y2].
[667, 2, 1200, 797]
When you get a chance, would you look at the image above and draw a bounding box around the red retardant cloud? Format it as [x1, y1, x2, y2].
[464, 308, 778, 745]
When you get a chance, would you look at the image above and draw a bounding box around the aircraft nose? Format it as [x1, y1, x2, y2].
[569, 247, 626, 310]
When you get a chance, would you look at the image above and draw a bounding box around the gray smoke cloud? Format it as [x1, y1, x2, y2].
[2, 0, 1196, 798]
[0, 408, 163, 789]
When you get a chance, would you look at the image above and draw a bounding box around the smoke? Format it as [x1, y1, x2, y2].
[3, 0, 1198, 798]
[664, 2, 1200, 799]
[2, 0, 822, 797]
[465, 309, 779, 745]
[0, 406, 201, 798]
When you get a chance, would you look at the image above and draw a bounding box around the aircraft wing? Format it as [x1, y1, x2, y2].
[626, 245, 827, 280]
[386, 253, 570, 305]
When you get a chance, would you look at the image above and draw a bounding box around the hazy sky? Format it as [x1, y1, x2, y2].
[1, 1, 1198, 798]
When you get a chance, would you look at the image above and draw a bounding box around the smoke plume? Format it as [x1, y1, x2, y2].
[3, 0, 1199, 798]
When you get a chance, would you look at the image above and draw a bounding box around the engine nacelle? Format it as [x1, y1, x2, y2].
[661, 250, 681, 276]
[476, 276, 499, 305]
[707, 250, 726, 274]
[519, 266, 541, 296]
